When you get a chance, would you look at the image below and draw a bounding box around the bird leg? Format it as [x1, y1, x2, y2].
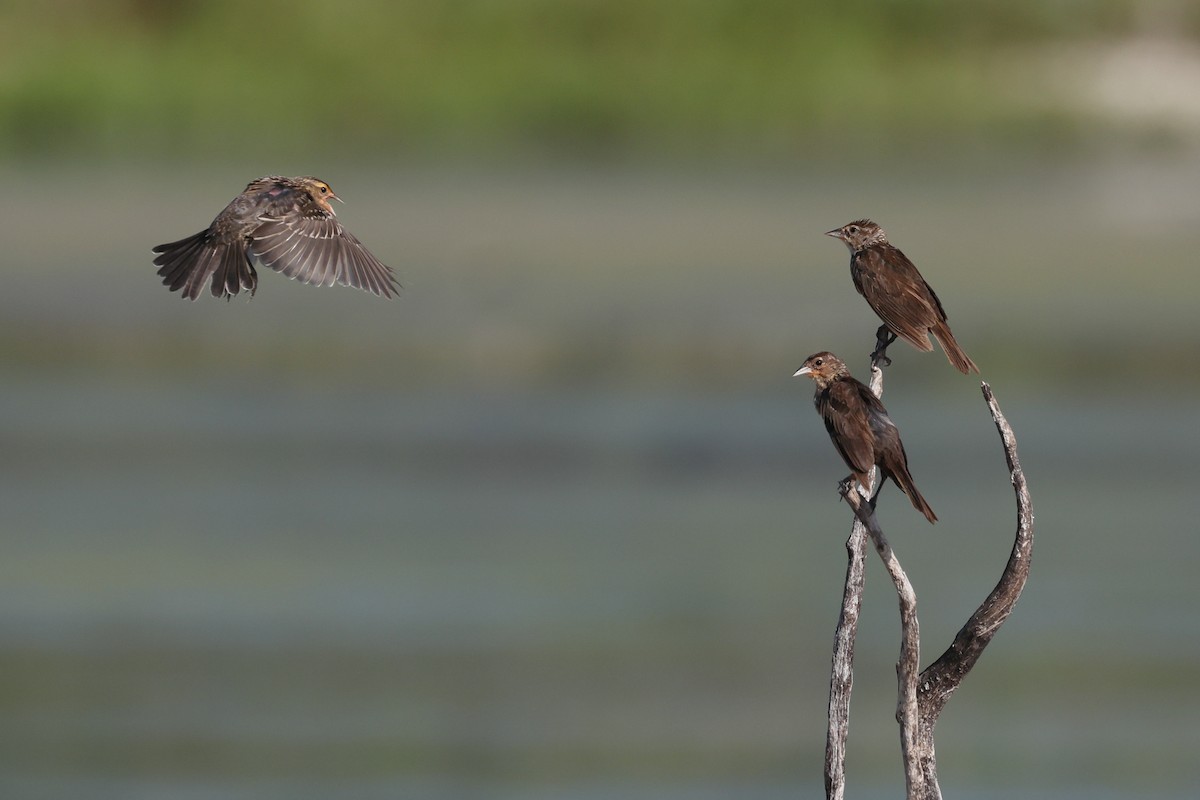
[868, 475, 890, 510]
[838, 474, 882, 531]
[838, 475, 858, 498]
[870, 325, 897, 369]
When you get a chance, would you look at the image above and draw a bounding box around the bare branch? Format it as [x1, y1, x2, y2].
[824, 375, 1033, 800]
[825, 503, 867, 800]
[841, 483, 923, 799]
[825, 365, 887, 800]
[911, 382, 1035, 798]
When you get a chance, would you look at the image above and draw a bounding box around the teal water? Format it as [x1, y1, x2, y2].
[1, 160, 1198, 798]
[1, 370, 1197, 798]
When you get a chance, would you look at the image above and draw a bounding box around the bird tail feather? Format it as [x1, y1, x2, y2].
[211, 242, 257, 299]
[153, 231, 218, 300]
[931, 320, 978, 374]
[884, 470, 938, 524]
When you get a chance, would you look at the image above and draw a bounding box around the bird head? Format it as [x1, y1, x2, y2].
[793, 351, 849, 389]
[825, 219, 886, 252]
[299, 177, 342, 214]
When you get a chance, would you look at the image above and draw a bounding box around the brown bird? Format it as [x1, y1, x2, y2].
[826, 219, 977, 374]
[153, 176, 399, 300]
[794, 351, 937, 524]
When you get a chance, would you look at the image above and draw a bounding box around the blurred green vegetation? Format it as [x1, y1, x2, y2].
[3, 0, 1196, 160]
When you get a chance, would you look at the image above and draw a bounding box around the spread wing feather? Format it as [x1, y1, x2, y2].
[249, 213, 399, 299]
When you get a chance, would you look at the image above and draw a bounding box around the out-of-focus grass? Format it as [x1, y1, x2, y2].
[2, 0, 1191, 159]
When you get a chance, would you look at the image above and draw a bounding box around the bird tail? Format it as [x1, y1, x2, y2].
[883, 469, 938, 525]
[153, 232, 255, 300]
[931, 320, 978, 375]
[154, 231, 212, 299]
[211, 240, 258, 299]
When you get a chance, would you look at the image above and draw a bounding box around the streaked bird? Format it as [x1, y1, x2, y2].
[153, 176, 398, 300]
[826, 219, 977, 374]
[794, 351, 937, 524]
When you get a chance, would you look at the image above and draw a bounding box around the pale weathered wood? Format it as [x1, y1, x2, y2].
[823, 365, 882, 800]
[842, 473, 922, 799]
[824, 494, 867, 800]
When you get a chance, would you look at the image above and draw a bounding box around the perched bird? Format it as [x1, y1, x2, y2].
[826, 219, 977, 374]
[794, 351, 937, 524]
[153, 176, 398, 300]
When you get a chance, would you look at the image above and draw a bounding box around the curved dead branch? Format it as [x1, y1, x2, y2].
[912, 382, 1035, 798]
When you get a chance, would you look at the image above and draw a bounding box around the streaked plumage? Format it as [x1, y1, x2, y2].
[826, 219, 977, 374]
[794, 351, 937, 524]
[153, 176, 398, 300]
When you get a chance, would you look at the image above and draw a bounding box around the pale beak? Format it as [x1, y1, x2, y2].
[793, 366, 812, 377]
[824, 228, 844, 239]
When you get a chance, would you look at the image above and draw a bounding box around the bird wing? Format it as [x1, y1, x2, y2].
[860, 389, 901, 451]
[851, 247, 943, 350]
[858, 384, 937, 522]
[817, 381, 876, 478]
[249, 212, 399, 298]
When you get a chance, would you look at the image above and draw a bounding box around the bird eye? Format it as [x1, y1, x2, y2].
[847, 226, 858, 234]
[814, 358, 823, 366]
[319, 186, 328, 193]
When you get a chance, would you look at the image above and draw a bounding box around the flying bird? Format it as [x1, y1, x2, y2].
[794, 351, 937, 524]
[153, 176, 398, 300]
[826, 219, 977, 374]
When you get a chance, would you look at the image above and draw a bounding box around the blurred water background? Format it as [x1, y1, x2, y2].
[2, 2, 1199, 799]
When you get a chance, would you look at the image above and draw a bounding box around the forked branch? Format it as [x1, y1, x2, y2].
[823, 379, 1033, 800]
[842, 486, 923, 799]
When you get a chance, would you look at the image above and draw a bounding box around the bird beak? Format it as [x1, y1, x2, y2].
[824, 228, 844, 240]
[793, 366, 812, 377]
